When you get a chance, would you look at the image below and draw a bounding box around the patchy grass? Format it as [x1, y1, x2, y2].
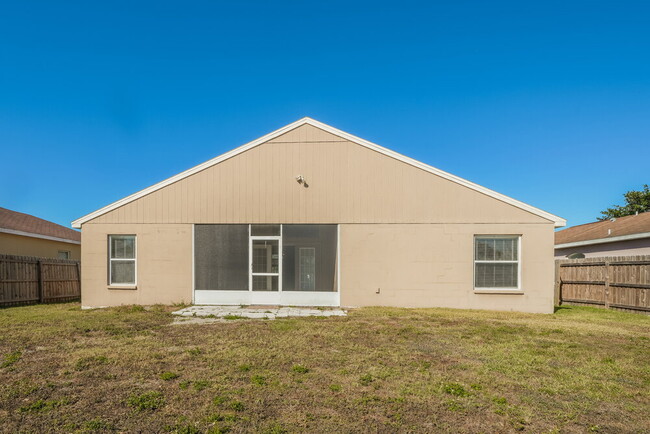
[443, 382, 469, 397]
[160, 371, 180, 381]
[127, 391, 165, 411]
[0, 303, 648, 432]
[19, 398, 69, 413]
[1, 350, 21, 368]
[291, 364, 309, 374]
[75, 355, 109, 371]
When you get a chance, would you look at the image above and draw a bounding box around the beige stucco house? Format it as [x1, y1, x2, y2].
[73, 118, 565, 313]
[1, 207, 80, 260]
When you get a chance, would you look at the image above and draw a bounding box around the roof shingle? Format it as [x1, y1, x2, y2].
[0, 207, 81, 243]
[555, 212, 650, 245]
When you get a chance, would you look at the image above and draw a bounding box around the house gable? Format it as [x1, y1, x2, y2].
[74, 118, 564, 227]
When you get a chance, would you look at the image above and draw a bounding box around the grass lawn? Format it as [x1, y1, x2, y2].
[0, 304, 648, 433]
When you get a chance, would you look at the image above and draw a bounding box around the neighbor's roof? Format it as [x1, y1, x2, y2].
[72, 117, 566, 228]
[0, 207, 81, 244]
[555, 212, 650, 248]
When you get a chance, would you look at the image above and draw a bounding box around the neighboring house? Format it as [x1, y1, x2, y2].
[555, 212, 650, 259]
[72, 118, 565, 313]
[0, 207, 81, 260]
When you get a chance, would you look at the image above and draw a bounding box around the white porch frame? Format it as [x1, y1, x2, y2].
[193, 224, 340, 307]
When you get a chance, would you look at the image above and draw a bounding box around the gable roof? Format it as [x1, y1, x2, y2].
[72, 117, 566, 228]
[1, 207, 81, 244]
[555, 212, 650, 248]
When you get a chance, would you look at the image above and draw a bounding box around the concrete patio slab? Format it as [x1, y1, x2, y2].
[172, 305, 347, 321]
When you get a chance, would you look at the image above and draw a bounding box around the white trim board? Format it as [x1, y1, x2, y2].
[71, 117, 566, 228]
[193, 290, 340, 307]
[0, 228, 81, 245]
[555, 231, 650, 249]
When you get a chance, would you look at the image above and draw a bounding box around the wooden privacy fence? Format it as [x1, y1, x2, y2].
[0, 254, 81, 307]
[555, 255, 650, 314]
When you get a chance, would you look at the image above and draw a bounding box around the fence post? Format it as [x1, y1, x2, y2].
[554, 260, 562, 306]
[37, 259, 44, 303]
[76, 261, 81, 300]
[604, 259, 610, 309]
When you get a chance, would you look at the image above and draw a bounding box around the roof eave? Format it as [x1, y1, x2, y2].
[555, 231, 650, 249]
[0, 228, 81, 245]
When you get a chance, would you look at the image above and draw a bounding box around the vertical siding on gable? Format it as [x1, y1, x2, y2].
[88, 125, 551, 225]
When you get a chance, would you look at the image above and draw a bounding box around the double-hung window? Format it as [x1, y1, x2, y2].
[474, 235, 520, 290]
[109, 235, 136, 286]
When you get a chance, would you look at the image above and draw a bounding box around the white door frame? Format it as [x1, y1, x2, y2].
[249, 224, 282, 299]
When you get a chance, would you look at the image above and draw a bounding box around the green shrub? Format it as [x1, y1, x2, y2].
[329, 384, 342, 392]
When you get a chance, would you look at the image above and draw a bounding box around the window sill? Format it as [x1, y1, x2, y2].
[108, 285, 137, 290]
[474, 289, 524, 295]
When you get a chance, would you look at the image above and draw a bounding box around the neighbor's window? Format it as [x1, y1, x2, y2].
[109, 235, 136, 285]
[474, 235, 520, 290]
[58, 251, 70, 260]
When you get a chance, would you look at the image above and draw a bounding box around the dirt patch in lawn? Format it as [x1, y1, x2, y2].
[0, 303, 648, 432]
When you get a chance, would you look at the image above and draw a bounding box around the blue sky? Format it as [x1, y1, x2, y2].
[1, 1, 648, 229]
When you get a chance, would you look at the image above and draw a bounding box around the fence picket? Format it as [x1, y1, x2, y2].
[0, 254, 80, 306]
[557, 255, 650, 315]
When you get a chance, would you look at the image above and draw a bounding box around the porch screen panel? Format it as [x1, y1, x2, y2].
[194, 225, 248, 290]
[282, 225, 337, 292]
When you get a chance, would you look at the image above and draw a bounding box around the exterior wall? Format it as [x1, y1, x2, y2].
[80, 124, 557, 311]
[81, 221, 555, 312]
[81, 223, 192, 307]
[340, 223, 555, 314]
[555, 238, 650, 259]
[0, 232, 80, 260]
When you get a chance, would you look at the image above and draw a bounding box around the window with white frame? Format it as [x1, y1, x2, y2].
[109, 235, 136, 285]
[474, 235, 520, 290]
[58, 250, 70, 260]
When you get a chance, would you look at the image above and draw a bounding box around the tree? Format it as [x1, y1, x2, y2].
[599, 184, 650, 220]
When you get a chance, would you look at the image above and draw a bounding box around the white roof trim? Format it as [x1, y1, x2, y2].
[72, 117, 566, 228]
[555, 231, 650, 249]
[0, 228, 81, 245]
